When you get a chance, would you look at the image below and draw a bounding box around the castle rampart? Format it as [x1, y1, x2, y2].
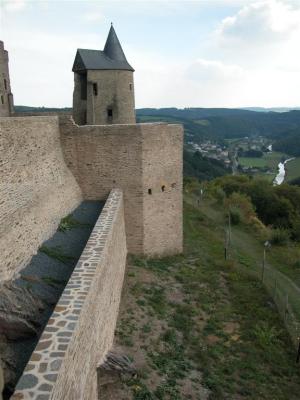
[60, 116, 183, 256]
[0, 116, 82, 281]
[11, 189, 127, 400]
[0, 41, 14, 117]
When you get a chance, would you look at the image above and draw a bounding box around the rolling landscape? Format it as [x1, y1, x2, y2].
[2, 1, 300, 398]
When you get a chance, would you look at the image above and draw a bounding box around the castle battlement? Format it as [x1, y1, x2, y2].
[0, 25, 183, 399]
[0, 40, 14, 117]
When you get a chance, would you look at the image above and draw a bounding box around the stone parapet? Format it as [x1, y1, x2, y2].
[0, 116, 82, 281]
[11, 189, 127, 399]
[60, 116, 183, 256]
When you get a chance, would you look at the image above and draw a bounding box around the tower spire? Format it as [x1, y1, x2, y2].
[103, 24, 128, 62]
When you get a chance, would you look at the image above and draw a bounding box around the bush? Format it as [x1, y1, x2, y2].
[224, 192, 256, 223]
[213, 187, 226, 204]
[249, 216, 269, 241]
[229, 207, 242, 225]
[270, 229, 290, 245]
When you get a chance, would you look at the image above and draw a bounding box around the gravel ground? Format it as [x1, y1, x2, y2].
[2, 200, 103, 399]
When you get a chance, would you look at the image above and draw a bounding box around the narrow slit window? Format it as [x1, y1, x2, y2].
[107, 108, 113, 117]
[93, 83, 98, 96]
[1, 95, 4, 105]
[148, 188, 152, 195]
[4, 79, 7, 90]
[161, 185, 165, 192]
[129, 83, 132, 91]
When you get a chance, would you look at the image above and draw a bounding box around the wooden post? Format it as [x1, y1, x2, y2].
[296, 338, 300, 364]
[228, 211, 231, 245]
[261, 248, 266, 283]
[224, 229, 228, 261]
[285, 294, 289, 322]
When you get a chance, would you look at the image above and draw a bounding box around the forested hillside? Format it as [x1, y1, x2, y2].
[184, 150, 228, 181]
[273, 127, 300, 157]
[137, 108, 300, 140]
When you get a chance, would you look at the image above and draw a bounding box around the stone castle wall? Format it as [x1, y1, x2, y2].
[60, 116, 183, 256]
[0, 41, 14, 117]
[0, 116, 82, 281]
[73, 70, 135, 125]
[142, 124, 183, 255]
[11, 189, 127, 400]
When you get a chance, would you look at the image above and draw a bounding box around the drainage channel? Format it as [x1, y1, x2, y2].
[0, 201, 104, 399]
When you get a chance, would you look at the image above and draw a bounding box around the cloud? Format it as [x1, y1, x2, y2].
[216, 0, 300, 46]
[2, 0, 27, 12]
[83, 11, 104, 23]
[186, 59, 245, 81]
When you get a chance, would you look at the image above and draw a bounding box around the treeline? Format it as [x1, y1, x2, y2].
[14, 106, 72, 113]
[137, 108, 300, 141]
[273, 127, 300, 157]
[184, 150, 228, 181]
[211, 175, 300, 241]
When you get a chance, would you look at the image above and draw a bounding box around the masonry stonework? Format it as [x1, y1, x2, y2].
[11, 189, 127, 400]
[0, 116, 82, 281]
[72, 25, 135, 126]
[60, 116, 183, 256]
[0, 41, 14, 117]
[1, 28, 184, 399]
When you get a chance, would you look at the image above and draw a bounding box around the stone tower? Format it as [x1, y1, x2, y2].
[0, 41, 14, 117]
[72, 24, 135, 125]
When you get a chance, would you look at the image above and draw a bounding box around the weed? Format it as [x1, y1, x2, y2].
[252, 321, 281, 349]
[58, 214, 90, 232]
[39, 245, 75, 265]
[144, 285, 167, 317]
[42, 276, 66, 288]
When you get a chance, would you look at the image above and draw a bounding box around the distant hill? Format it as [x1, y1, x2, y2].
[240, 107, 300, 112]
[15, 106, 300, 144]
[15, 105, 72, 113]
[184, 150, 228, 181]
[137, 108, 300, 141]
[273, 127, 300, 157]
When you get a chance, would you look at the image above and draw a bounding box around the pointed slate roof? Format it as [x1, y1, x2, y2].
[72, 24, 134, 72]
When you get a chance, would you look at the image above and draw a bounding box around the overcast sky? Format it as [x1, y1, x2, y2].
[0, 0, 299, 108]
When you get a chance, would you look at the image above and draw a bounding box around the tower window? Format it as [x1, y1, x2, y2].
[93, 83, 98, 96]
[1, 95, 4, 105]
[4, 79, 7, 90]
[79, 74, 87, 100]
[129, 83, 132, 91]
[148, 188, 152, 195]
[107, 108, 113, 117]
[161, 185, 165, 192]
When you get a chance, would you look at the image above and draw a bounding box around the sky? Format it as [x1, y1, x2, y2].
[0, 0, 299, 108]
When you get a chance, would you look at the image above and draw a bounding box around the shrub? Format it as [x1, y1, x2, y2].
[229, 207, 242, 225]
[253, 322, 281, 350]
[213, 187, 226, 204]
[249, 216, 269, 241]
[224, 192, 256, 224]
[270, 228, 290, 245]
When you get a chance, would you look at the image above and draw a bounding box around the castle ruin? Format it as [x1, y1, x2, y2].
[0, 25, 183, 399]
[0, 41, 14, 117]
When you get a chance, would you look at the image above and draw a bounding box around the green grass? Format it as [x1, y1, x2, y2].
[286, 157, 300, 181]
[114, 195, 300, 399]
[58, 214, 90, 232]
[41, 276, 67, 288]
[239, 157, 268, 168]
[239, 151, 287, 170]
[39, 245, 75, 265]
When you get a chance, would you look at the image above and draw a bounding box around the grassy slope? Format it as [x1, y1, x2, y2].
[286, 158, 300, 182]
[239, 151, 286, 169]
[113, 195, 300, 400]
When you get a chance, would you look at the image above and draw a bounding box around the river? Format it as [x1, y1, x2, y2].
[273, 158, 295, 185]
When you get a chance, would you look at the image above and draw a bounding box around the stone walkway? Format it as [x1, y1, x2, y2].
[0, 201, 103, 399]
